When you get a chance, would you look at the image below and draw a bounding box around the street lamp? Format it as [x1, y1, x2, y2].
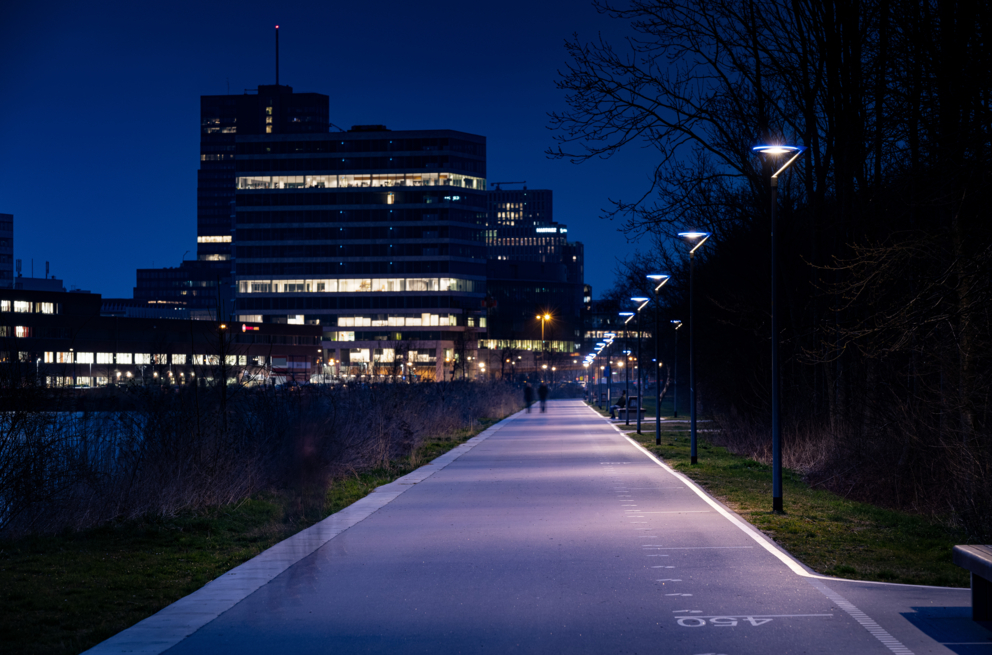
[678, 231, 711, 464]
[645, 275, 671, 445]
[631, 297, 650, 433]
[670, 320, 682, 418]
[619, 312, 635, 424]
[753, 143, 806, 513]
[536, 312, 552, 367]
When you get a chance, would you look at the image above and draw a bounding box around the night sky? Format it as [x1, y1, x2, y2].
[1, 0, 659, 299]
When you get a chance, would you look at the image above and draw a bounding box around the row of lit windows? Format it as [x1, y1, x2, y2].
[197, 235, 232, 243]
[37, 351, 251, 366]
[1, 300, 56, 314]
[237, 277, 479, 294]
[336, 313, 477, 328]
[237, 173, 486, 191]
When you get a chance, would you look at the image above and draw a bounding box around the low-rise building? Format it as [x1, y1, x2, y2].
[0, 288, 321, 386]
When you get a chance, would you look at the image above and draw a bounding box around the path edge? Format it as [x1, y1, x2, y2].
[82, 411, 521, 655]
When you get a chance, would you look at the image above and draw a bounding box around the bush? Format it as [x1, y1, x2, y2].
[0, 379, 523, 537]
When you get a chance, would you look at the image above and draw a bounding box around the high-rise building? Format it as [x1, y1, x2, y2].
[198, 85, 329, 263]
[482, 188, 585, 353]
[233, 126, 489, 380]
[0, 213, 11, 289]
[134, 84, 329, 314]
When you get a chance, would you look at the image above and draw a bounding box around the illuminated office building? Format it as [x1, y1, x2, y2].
[233, 127, 488, 380]
[134, 84, 329, 313]
[483, 188, 585, 353]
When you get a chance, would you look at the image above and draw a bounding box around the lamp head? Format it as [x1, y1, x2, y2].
[630, 296, 650, 303]
[678, 231, 711, 240]
[752, 144, 804, 156]
[619, 311, 635, 317]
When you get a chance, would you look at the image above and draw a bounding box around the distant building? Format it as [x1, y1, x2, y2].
[0, 214, 11, 289]
[134, 84, 329, 313]
[197, 84, 329, 264]
[482, 188, 585, 355]
[0, 288, 321, 385]
[233, 126, 488, 381]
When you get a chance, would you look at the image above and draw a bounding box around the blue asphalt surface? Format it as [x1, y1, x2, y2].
[102, 400, 992, 654]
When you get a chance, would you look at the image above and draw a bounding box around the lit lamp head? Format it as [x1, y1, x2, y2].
[671, 319, 683, 329]
[630, 296, 650, 311]
[752, 144, 806, 179]
[646, 273, 670, 292]
[752, 145, 803, 156]
[619, 311, 635, 324]
[678, 231, 712, 254]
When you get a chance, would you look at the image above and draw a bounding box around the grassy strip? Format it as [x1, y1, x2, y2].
[0, 418, 503, 655]
[587, 401, 969, 588]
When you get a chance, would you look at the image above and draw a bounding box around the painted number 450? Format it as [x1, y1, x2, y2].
[677, 616, 774, 627]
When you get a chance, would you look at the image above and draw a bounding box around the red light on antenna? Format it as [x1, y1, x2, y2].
[275, 25, 279, 28]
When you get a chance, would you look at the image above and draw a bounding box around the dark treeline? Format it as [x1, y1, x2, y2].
[551, 0, 992, 537]
[0, 361, 523, 537]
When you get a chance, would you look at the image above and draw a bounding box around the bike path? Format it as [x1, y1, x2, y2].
[87, 400, 987, 654]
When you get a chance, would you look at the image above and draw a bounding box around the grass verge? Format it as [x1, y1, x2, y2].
[586, 401, 969, 588]
[0, 418, 503, 655]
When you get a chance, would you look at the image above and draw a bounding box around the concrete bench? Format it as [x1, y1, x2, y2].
[953, 545, 992, 621]
[616, 407, 646, 420]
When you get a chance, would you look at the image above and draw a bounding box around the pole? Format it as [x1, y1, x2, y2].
[625, 325, 630, 426]
[771, 176, 783, 512]
[655, 295, 661, 445]
[607, 345, 612, 411]
[636, 310, 643, 434]
[690, 250, 697, 465]
[673, 327, 679, 418]
[275, 26, 280, 85]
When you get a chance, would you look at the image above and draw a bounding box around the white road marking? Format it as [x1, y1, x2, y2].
[652, 566, 675, 568]
[656, 578, 683, 582]
[640, 546, 753, 549]
[666, 593, 693, 596]
[635, 511, 711, 514]
[808, 579, 915, 654]
[676, 614, 831, 628]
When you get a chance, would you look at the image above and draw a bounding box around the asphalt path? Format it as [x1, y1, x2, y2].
[88, 399, 989, 654]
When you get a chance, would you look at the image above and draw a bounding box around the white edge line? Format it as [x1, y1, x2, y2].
[82, 411, 522, 655]
[586, 404, 961, 591]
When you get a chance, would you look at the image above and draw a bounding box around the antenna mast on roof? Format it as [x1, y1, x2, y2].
[275, 25, 280, 85]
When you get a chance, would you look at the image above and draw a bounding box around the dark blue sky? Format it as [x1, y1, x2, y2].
[1, 0, 658, 298]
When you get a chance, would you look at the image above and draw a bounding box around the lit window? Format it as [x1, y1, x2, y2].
[97, 353, 114, 364]
[134, 354, 151, 365]
[76, 352, 94, 364]
[44, 352, 54, 363]
[13, 301, 31, 313]
[14, 326, 29, 338]
[197, 235, 232, 243]
[117, 353, 133, 365]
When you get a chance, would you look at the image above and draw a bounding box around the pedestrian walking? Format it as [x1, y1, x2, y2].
[538, 382, 549, 413]
[524, 383, 534, 413]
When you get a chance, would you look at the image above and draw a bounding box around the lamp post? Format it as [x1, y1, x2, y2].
[670, 320, 682, 418]
[646, 275, 671, 445]
[678, 231, 711, 465]
[536, 312, 552, 368]
[631, 297, 650, 433]
[619, 312, 635, 425]
[753, 144, 806, 513]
